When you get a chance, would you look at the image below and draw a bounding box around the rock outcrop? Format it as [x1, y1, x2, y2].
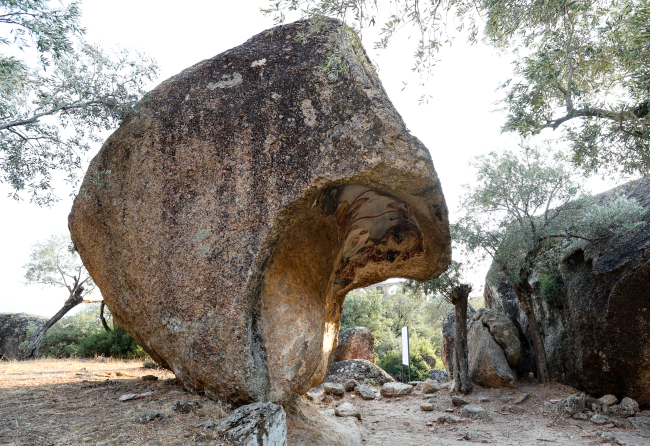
[442, 306, 518, 388]
[485, 178, 650, 406]
[68, 19, 450, 405]
[334, 327, 375, 363]
[466, 308, 520, 388]
[325, 359, 394, 385]
[0, 313, 48, 360]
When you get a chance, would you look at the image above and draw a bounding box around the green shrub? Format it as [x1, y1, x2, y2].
[377, 349, 431, 381]
[540, 273, 564, 306]
[77, 325, 146, 359]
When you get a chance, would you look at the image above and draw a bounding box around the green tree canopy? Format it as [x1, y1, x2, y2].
[1, 0, 158, 204]
[265, 0, 650, 175]
[452, 145, 646, 381]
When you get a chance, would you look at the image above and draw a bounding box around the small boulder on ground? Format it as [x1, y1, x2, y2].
[172, 401, 202, 413]
[335, 403, 361, 420]
[430, 370, 449, 383]
[216, 402, 287, 446]
[334, 327, 375, 363]
[420, 402, 434, 411]
[344, 379, 359, 392]
[609, 404, 635, 418]
[556, 394, 587, 418]
[629, 417, 650, 430]
[452, 396, 469, 407]
[422, 379, 441, 394]
[437, 414, 460, 424]
[597, 395, 619, 406]
[621, 397, 640, 413]
[355, 385, 375, 400]
[135, 412, 168, 424]
[325, 359, 394, 386]
[380, 382, 413, 397]
[590, 415, 614, 425]
[460, 405, 489, 421]
[323, 383, 345, 396]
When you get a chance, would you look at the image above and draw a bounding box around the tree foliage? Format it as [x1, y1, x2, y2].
[0, 0, 158, 204]
[265, 0, 650, 174]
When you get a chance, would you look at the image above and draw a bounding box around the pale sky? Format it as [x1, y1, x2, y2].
[0, 0, 621, 317]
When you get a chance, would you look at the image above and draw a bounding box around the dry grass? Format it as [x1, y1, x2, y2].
[0, 358, 232, 445]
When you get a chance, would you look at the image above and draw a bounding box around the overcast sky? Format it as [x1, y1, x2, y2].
[0, 0, 621, 317]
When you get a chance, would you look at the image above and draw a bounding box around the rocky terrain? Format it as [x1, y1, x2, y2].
[0, 313, 47, 360]
[3, 358, 649, 445]
[68, 18, 451, 406]
[485, 178, 650, 406]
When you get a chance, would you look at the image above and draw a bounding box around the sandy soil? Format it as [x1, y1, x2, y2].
[1, 359, 649, 445]
[307, 380, 650, 446]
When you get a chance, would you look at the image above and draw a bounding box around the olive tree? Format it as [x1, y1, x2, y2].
[405, 261, 473, 394]
[22, 233, 100, 358]
[1, 0, 158, 205]
[264, 0, 650, 175]
[452, 146, 645, 382]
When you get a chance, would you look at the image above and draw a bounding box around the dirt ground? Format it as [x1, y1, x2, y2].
[1, 359, 649, 446]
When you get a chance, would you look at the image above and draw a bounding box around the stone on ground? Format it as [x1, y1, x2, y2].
[556, 393, 587, 418]
[436, 415, 460, 424]
[628, 417, 650, 430]
[608, 404, 635, 418]
[621, 397, 640, 413]
[430, 369, 449, 383]
[334, 327, 375, 363]
[380, 382, 413, 397]
[355, 385, 375, 400]
[344, 379, 359, 392]
[216, 402, 287, 446]
[324, 383, 345, 396]
[335, 403, 361, 420]
[68, 18, 451, 405]
[326, 359, 395, 386]
[452, 396, 469, 406]
[135, 412, 168, 424]
[597, 395, 619, 406]
[422, 379, 441, 394]
[172, 400, 202, 413]
[420, 402, 434, 411]
[591, 415, 614, 425]
[460, 405, 489, 421]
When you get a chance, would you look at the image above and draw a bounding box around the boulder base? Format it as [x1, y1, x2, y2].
[68, 19, 450, 405]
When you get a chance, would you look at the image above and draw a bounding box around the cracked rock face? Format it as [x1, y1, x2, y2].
[68, 19, 450, 405]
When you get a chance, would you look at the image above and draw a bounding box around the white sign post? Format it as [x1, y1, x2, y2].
[401, 326, 411, 382]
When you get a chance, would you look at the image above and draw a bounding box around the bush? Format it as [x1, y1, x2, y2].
[77, 325, 146, 359]
[540, 273, 564, 306]
[377, 350, 431, 382]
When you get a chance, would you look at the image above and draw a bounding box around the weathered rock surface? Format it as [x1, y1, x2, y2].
[325, 359, 394, 385]
[335, 403, 361, 420]
[0, 313, 47, 360]
[466, 308, 519, 388]
[355, 385, 375, 400]
[484, 178, 650, 406]
[380, 382, 413, 397]
[459, 405, 489, 421]
[597, 395, 618, 406]
[556, 393, 587, 418]
[430, 369, 449, 383]
[67, 19, 451, 405]
[422, 378, 440, 394]
[629, 416, 650, 430]
[324, 383, 345, 396]
[217, 402, 287, 446]
[334, 327, 375, 363]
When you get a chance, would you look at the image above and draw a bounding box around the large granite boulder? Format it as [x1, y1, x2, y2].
[334, 327, 375, 363]
[0, 313, 48, 360]
[466, 308, 519, 388]
[68, 19, 450, 405]
[485, 178, 650, 406]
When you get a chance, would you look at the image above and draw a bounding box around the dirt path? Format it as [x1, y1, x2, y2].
[1, 359, 648, 445]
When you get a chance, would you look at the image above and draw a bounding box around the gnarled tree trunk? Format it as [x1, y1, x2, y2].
[100, 301, 111, 332]
[23, 286, 85, 359]
[451, 284, 473, 394]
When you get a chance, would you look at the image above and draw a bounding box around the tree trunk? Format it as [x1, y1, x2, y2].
[24, 286, 85, 359]
[520, 289, 550, 383]
[99, 301, 111, 332]
[451, 284, 473, 394]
